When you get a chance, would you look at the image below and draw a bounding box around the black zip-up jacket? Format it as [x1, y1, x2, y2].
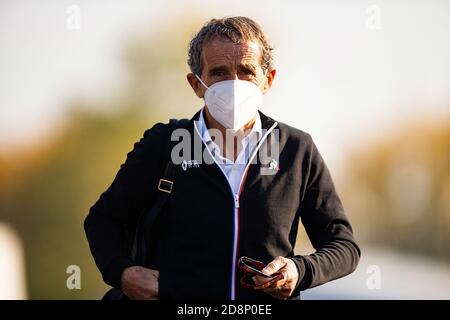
[84, 110, 360, 300]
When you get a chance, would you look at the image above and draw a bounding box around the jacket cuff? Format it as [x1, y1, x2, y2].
[102, 256, 136, 290]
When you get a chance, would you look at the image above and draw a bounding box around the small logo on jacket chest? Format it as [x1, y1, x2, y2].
[181, 160, 200, 171]
[260, 158, 280, 176]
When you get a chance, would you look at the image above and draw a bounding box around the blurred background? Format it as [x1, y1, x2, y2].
[0, 0, 449, 299]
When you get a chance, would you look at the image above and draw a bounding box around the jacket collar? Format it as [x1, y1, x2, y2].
[187, 108, 279, 195]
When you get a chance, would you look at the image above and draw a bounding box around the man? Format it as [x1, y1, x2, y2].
[84, 16, 360, 300]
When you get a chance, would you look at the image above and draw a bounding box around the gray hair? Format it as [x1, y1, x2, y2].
[187, 16, 274, 75]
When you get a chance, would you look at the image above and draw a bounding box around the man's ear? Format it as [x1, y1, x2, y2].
[187, 73, 204, 98]
[261, 68, 276, 94]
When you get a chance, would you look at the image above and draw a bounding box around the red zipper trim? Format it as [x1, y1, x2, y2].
[233, 166, 251, 299]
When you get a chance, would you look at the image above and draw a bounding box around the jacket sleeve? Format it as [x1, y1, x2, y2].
[84, 122, 169, 290]
[290, 135, 361, 292]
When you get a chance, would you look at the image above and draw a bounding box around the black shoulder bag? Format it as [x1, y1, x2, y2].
[102, 118, 190, 300]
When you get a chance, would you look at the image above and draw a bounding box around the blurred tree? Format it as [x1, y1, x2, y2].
[341, 119, 450, 262]
[0, 15, 205, 299]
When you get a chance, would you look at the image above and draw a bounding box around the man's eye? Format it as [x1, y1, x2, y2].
[212, 70, 225, 76]
[240, 69, 255, 77]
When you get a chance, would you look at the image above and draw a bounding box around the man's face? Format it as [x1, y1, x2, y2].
[188, 37, 276, 98]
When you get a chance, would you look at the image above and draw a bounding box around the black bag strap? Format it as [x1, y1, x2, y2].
[132, 118, 190, 265]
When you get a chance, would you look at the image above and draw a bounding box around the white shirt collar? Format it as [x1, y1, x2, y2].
[196, 107, 262, 164]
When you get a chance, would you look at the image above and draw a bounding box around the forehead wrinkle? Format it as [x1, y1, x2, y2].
[203, 40, 262, 71]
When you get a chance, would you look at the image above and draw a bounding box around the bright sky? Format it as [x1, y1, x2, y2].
[1, 0, 449, 169]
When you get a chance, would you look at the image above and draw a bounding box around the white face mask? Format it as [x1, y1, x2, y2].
[195, 74, 265, 131]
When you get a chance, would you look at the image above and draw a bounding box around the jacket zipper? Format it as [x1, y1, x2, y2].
[194, 120, 278, 300]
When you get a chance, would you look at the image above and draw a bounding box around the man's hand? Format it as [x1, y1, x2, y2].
[252, 256, 299, 300]
[121, 266, 159, 300]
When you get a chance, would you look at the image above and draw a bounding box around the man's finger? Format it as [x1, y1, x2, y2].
[252, 275, 266, 286]
[269, 278, 286, 289]
[252, 274, 287, 289]
[261, 256, 287, 275]
[151, 269, 160, 278]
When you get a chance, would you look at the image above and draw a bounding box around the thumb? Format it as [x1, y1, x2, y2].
[261, 256, 286, 275]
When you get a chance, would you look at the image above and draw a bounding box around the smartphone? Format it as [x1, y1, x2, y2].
[238, 256, 276, 278]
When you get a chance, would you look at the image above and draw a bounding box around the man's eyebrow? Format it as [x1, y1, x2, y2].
[207, 64, 257, 74]
[208, 66, 229, 73]
[238, 63, 257, 73]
